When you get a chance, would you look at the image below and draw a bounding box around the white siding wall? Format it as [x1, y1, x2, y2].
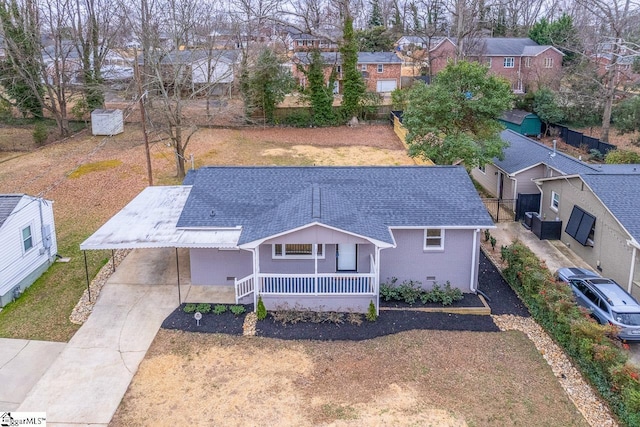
[192, 58, 233, 84]
[0, 196, 57, 303]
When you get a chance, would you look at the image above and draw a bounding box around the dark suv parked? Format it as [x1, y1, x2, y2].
[569, 277, 640, 342]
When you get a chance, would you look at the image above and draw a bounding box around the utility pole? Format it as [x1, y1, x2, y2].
[134, 47, 153, 186]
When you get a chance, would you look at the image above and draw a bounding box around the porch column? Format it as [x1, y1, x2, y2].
[628, 245, 637, 294]
[253, 246, 260, 309]
[375, 246, 381, 315]
[314, 245, 318, 295]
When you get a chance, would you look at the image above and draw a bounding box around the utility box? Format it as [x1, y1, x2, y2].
[91, 109, 124, 136]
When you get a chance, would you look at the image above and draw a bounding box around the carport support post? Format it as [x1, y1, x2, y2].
[176, 248, 181, 305]
[84, 250, 91, 302]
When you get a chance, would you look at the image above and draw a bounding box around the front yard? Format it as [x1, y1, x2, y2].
[0, 124, 411, 341]
[110, 329, 587, 426]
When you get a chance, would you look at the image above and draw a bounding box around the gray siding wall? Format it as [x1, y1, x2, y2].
[471, 164, 500, 197]
[189, 248, 252, 285]
[262, 294, 374, 313]
[539, 178, 636, 294]
[262, 225, 369, 245]
[514, 164, 546, 195]
[380, 229, 476, 292]
[0, 196, 57, 306]
[259, 244, 374, 274]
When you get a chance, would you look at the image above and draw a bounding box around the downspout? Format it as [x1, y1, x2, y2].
[628, 243, 637, 294]
[470, 229, 479, 292]
[36, 198, 51, 261]
[375, 246, 381, 316]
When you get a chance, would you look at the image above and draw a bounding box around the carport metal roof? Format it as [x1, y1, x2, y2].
[79, 185, 240, 250]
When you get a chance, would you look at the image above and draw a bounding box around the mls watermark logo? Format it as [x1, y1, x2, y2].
[0, 412, 46, 426]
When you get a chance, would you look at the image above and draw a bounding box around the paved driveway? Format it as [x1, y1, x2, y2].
[17, 248, 181, 426]
[0, 339, 65, 411]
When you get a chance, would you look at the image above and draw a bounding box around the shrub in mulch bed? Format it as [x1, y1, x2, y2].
[256, 311, 499, 341]
[501, 242, 640, 427]
[162, 304, 254, 335]
[379, 293, 485, 309]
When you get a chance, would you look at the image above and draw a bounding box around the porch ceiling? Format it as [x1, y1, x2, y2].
[80, 186, 240, 250]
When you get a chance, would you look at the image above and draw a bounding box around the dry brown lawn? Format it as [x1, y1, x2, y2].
[0, 123, 412, 340]
[110, 329, 587, 427]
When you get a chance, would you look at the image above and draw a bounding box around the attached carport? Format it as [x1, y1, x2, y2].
[79, 185, 240, 304]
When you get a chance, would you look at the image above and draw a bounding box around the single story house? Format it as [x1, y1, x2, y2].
[534, 166, 640, 299]
[81, 166, 494, 313]
[291, 51, 403, 93]
[0, 194, 57, 307]
[471, 129, 598, 202]
[499, 110, 542, 136]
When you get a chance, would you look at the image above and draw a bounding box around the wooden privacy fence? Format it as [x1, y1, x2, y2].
[545, 124, 616, 155]
[389, 111, 434, 165]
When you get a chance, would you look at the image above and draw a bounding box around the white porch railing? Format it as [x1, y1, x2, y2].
[234, 275, 255, 303]
[258, 273, 376, 295]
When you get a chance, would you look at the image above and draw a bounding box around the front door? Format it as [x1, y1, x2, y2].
[337, 244, 357, 271]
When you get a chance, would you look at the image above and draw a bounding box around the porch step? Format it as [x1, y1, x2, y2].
[379, 295, 491, 316]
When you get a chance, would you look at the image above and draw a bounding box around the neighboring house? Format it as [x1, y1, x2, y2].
[0, 195, 57, 307]
[593, 53, 640, 87]
[81, 166, 494, 313]
[472, 129, 598, 201]
[398, 36, 563, 92]
[499, 109, 542, 136]
[291, 51, 402, 93]
[534, 167, 640, 299]
[285, 29, 340, 52]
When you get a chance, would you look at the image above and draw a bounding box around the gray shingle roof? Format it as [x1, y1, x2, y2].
[497, 130, 599, 176]
[500, 109, 537, 125]
[293, 52, 401, 65]
[581, 174, 640, 243]
[481, 38, 540, 56]
[0, 194, 23, 228]
[177, 166, 493, 245]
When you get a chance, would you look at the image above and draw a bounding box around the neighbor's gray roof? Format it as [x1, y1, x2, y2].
[0, 194, 23, 228]
[499, 109, 538, 125]
[177, 166, 494, 246]
[293, 51, 401, 65]
[497, 130, 599, 176]
[480, 38, 540, 56]
[592, 164, 640, 174]
[581, 174, 640, 243]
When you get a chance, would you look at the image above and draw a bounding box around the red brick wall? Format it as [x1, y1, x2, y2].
[361, 63, 402, 92]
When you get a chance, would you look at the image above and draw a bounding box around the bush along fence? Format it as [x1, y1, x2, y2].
[544, 123, 617, 155]
[500, 242, 640, 426]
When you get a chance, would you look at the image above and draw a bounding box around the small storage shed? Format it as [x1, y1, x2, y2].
[499, 109, 542, 136]
[91, 109, 124, 136]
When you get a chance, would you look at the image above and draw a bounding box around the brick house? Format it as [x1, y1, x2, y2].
[397, 36, 563, 93]
[593, 54, 640, 88]
[291, 51, 402, 93]
[284, 28, 340, 53]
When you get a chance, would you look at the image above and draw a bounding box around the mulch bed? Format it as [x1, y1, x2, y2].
[160, 250, 527, 339]
[380, 293, 485, 309]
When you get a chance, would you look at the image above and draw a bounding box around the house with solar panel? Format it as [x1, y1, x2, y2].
[534, 167, 640, 300]
[0, 194, 57, 307]
[81, 166, 494, 313]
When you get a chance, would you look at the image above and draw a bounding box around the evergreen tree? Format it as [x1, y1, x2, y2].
[303, 50, 336, 125]
[368, 0, 383, 28]
[0, 0, 43, 118]
[340, 16, 366, 120]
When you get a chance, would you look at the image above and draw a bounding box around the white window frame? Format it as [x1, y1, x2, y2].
[423, 229, 444, 251]
[525, 57, 531, 68]
[551, 191, 560, 212]
[272, 244, 325, 259]
[544, 57, 553, 68]
[361, 64, 367, 71]
[487, 58, 492, 67]
[21, 224, 34, 253]
[504, 57, 515, 68]
[377, 64, 383, 73]
[478, 164, 486, 174]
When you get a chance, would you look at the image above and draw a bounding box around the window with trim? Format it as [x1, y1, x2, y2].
[272, 244, 325, 259]
[544, 57, 553, 68]
[504, 57, 515, 68]
[565, 205, 596, 246]
[525, 57, 531, 67]
[377, 64, 383, 73]
[551, 191, 560, 211]
[361, 64, 367, 71]
[486, 58, 492, 67]
[424, 229, 444, 250]
[22, 225, 33, 252]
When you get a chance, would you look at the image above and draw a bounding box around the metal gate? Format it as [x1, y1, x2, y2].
[515, 193, 541, 221]
[482, 198, 516, 222]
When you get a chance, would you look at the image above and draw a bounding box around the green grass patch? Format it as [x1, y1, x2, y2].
[68, 159, 122, 179]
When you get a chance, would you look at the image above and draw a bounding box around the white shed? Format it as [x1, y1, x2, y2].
[91, 109, 124, 136]
[0, 194, 58, 307]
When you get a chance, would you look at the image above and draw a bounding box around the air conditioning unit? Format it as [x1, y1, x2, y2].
[523, 212, 535, 229]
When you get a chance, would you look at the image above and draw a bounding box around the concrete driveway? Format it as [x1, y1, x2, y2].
[0, 339, 65, 411]
[492, 222, 640, 367]
[17, 248, 182, 425]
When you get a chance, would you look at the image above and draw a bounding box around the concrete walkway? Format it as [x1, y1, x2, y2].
[17, 248, 181, 426]
[0, 339, 65, 411]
